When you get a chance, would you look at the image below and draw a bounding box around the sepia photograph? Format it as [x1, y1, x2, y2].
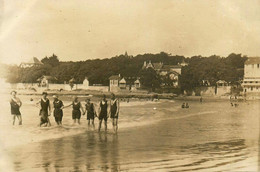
[0, 0, 260, 171]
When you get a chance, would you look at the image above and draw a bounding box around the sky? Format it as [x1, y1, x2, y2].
[0, 0, 260, 64]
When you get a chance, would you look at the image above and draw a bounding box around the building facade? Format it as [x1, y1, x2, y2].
[142, 61, 184, 88]
[242, 57, 260, 95]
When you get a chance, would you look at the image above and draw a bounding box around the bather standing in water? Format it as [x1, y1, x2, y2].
[10, 91, 22, 125]
[85, 98, 97, 129]
[110, 93, 119, 133]
[53, 95, 64, 125]
[36, 92, 51, 127]
[98, 95, 109, 131]
[63, 96, 85, 125]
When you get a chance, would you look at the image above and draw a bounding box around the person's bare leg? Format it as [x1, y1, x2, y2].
[12, 115, 16, 125]
[88, 120, 90, 129]
[47, 117, 51, 126]
[92, 119, 95, 130]
[98, 120, 102, 131]
[73, 119, 76, 124]
[17, 115, 22, 125]
[104, 120, 107, 131]
[115, 119, 118, 133]
[112, 119, 115, 132]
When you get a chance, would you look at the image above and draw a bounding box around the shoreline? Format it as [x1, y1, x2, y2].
[12, 90, 248, 102]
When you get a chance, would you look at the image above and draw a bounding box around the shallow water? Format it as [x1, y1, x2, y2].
[0, 94, 259, 171]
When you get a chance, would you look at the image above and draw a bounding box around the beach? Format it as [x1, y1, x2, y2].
[0, 94, 259, 171]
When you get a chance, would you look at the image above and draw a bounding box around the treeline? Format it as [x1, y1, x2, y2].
[4, 52, 247, 92]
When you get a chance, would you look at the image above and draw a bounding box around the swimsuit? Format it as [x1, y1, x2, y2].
[99, 100, 108, 121]
[85, 103, 95, 120]
[72, 102, 81, 119]
[110, 99, 118, 119]
[53, 100, 64, 122]
[39, 98, 50, 124]
[10, 98, 21, 115]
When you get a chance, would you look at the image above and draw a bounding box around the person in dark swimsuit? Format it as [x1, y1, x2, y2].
[10, 91, 22, 125]
[64, 96, 85, 124]
[110, 93, 119, 133]
[85, 98, 97, 129]
[98, 95, 109, 131]
[53, 95, 64, 125]
[36, 92, 51, 127]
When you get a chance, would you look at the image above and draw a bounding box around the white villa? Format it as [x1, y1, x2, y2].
[242, 57, 260, 95]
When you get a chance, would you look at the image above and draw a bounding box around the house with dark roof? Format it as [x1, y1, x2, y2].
[20, 57, 43, 68]
[109, 74, 141, 92]
[242, 57, 260, 95]
[142, 61, 184, 87]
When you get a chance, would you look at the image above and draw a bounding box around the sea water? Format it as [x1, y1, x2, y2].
[0, 93, 259, 171]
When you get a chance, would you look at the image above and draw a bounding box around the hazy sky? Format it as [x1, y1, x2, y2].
[0, 0, 260, 64]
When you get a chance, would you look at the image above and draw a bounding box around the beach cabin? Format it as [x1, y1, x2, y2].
[134, 79, 141, 89]
[37, 75, 57, 87]
[119, 78, 127, 89]
[83, 77, 89, 88]
[109, 74, 122, 92]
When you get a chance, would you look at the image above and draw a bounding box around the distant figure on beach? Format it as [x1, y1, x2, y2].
[98, 95, 109, 131]
[64, 96, 85, 125]
[185, 103, 189, 108]
[36, 92, 51, 127]
[200, 97, 203, 103]
[10, 91, 22, 125]
[182, 103, 186, 108]
[53, 95, 64, 125]
[110, 93, 119, 133]
[85, 98, 96, 129]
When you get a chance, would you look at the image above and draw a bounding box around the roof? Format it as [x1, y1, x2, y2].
[153, 62, 163, 70]
[23, 57, 43, 65]
[109, 75, 121, 80]
[169, 71, 180, 75]
[162, 65, 181, 70]
[119, 78, 126, 84]
[245, 57, 260, 65]
[216, 80, 227, 84]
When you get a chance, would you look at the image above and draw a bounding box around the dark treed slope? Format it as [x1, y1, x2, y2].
[4, 52, 247, 92]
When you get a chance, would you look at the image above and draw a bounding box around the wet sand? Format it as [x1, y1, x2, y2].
[0, 94, 259, 171]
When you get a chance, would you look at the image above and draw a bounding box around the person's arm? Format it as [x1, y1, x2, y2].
[63, 103, 72, 109]
[93, 104, 98, 117]
[80, 102, 85, 115]
[116, 99, 119, 117]
[108, 100, 111, 118]
[48, 100, 51, 116]
[35, 100, 41, 109]
[17, 98, 22, 107]
[60, 101, 65, 109]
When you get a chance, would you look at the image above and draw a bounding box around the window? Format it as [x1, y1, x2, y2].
[251, 87, 253, 91]
[258, 64, 260, 68]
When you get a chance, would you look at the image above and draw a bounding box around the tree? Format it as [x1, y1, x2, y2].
[41, 54, 60, 67]
[139, 68, 160, 91]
